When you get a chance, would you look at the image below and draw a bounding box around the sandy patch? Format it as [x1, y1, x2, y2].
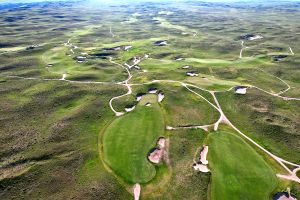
[193, 163, 210, 173]
[193, 145, 210, 173]
[158, 92, 165, 102]
[148, 137, 167, 164]
[125, 106, 135, 112]
[200, 145, 209, 165]
[133, 183, 141, 200]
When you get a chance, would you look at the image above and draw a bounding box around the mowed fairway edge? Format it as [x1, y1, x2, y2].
[208, 130, 278, 200]
[103, 104, 165, 184]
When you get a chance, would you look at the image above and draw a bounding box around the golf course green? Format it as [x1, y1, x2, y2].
[103, 103, 165, 184]
[208, 130, 278, 200]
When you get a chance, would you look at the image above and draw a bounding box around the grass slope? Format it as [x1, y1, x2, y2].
[208, 130, 278, 200]
[103, 104, 165, 184]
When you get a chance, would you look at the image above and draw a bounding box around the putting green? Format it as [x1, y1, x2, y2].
[103, 104, 165, 183]
[208, 130, 278, 200]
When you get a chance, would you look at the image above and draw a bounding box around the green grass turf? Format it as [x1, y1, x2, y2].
[208, 129, 278, 200]
[216, 90, 300, 164]
[103, 104, 165, 184]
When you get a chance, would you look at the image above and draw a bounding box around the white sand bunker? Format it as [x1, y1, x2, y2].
[273, 191, 297, 200]
[148, 137, 166, 164]
[186, 71, 198, 77]
[200, 145, 209, 165]
[136, 93, 146, 102]
[193, 164, 210, 173]
[182, 65, 190, 69]
[148, 88, 158, 94]
[133, 183, 141, 200]
[125, 105, 135, 112]
[60, 73, 67, 80]
[235, 86, 247, 94]
[158, 92, 165, 102]
[193, 145, 210, 173]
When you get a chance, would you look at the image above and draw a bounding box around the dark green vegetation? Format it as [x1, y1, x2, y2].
[0, 0, 300, 199]
[0, 79, 131, 199]
[208, 129, 278, 200]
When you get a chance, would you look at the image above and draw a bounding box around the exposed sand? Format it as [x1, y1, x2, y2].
[158, 93, 165, 102]
[61, 73, 67, 80]
[148, 137, 166, 164]
[158, 137, 166, 148]
[136, 96, 142, 101]
[133, 183, 141, 200]
[116, 112, 124, 116]
[193, 163, 210, 173]
[148, 148, 163, 164]
[235, 87, 247, 94]
[125, 106, 135, 112]
[200, 145, 209, 165]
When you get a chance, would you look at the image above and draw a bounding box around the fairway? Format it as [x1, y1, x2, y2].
[208, 130, 278, 200]
[103, 104, 165, 184]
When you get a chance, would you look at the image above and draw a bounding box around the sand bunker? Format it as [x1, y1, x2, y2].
[186, 71, 198, 77]
[273, 192, 297, 200]
[153, 40, 168, 46]
[148, 148, 163, 164]
[200, 145, 209, 165]
[125, 105, 135, 112]
[193, 145, 210, 173]
[148, 137, 166, 164]
[61, 73, 67, 80]
[235, 86, 247, 94]
[182, 65, 190, 69]
[148, 88, 158, 94]
[158, 92, 165, 102]
[133, 183, 141, 200]
[193, 163, 210, 173]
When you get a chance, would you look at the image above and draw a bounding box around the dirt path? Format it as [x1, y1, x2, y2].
[109, 26, 116, 38]
[252, 86, 300, 101]
[210, 91, 300, 183]
[239, 40, 250, 59]
[239, 40, 244, 59]
[277, 167, 300, 183]
[7, 75, 113, 85]
[289, 46, 295, 55]
[161, 81, 300, 183]
[133, 183, 141, 200]
[166, 124, 211, 132]
[107, 57, 133, 116]
[256, 68, 291, 95]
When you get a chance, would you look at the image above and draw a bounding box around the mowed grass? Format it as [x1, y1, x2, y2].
[103, 104, 165, 184]
[208, 130, 278, 200]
